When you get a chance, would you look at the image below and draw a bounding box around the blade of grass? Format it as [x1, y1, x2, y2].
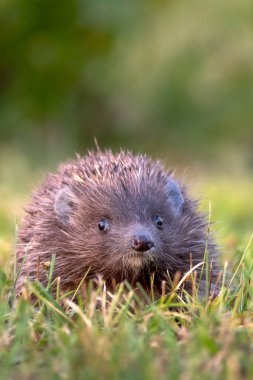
[229, 233, 253, 286]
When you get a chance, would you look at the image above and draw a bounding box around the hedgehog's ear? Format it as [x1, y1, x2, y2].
[54, 187, 77, 225]
[165, 177, 184, 215]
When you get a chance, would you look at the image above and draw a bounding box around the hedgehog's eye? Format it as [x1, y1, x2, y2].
[153, 215, 163, 230]
[98, 219, 110, 232]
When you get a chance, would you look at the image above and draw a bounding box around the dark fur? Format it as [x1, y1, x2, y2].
[16, 150, 219, 297]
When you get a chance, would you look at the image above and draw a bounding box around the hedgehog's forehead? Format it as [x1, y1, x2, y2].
[69, 154, 171, 212]
[68, 157, 172, 218]
[73, 171, 169, 217]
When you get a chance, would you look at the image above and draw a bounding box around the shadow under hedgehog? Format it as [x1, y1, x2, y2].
[16, 150, 219, 299]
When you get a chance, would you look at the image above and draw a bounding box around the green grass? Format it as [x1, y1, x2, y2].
[0, 159, 253, 380]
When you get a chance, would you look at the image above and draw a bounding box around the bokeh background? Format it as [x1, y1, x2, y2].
[0, 0, 252, 257]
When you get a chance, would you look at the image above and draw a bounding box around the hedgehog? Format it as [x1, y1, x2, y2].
[16, 150, 219, 299]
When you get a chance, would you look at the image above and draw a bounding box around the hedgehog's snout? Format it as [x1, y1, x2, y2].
[131, 232, 154, 252]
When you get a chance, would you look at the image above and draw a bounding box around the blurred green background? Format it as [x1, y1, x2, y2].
[0, 0, 252, 254]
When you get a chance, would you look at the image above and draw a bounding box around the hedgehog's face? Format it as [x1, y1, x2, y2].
[54, 175, 186, 281]
[94, 215, 162, 274]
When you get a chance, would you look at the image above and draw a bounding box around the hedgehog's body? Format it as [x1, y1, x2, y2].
[16, 151, 219, 297]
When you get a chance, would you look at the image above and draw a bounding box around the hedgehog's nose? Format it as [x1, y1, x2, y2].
[131, 234, 154, 252]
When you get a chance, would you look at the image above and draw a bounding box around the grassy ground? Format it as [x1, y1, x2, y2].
[0, 155, 253, 380]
